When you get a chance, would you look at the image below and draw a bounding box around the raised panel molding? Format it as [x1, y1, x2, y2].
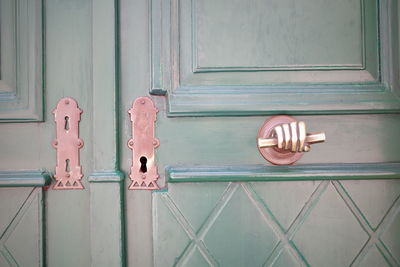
[0, 171, 51, 187]
[150, 0, 400, 116]
[191, 0, 366, 72]
[166, 163, 400, 183]
[0, 0, 43, 122]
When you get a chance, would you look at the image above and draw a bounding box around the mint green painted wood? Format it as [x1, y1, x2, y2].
[154, 115, 400, 169]
[89, 0, 125, 266]
[150, 0, 400, 116]
[89, 177, 125, 267]
[0, 0, 125, 266]
[1, 0, 399, 266]
[120, 1, 400, 266]
[167, 90, 400, 116]
[89, 171, 125, 183]
[152, 177, 400, 266]
[167, 163, 400, 182]
[0, 0, 43, 122]
[0, 0, 108, 264]
[89, 172, 125, 267]
[45, 0, 93, 266]
[91, 0, 120, 172]
[0, 0, 17, 91]
[0, 0, 94, 262]
[187, 0, 376, 72]
[0, 171, 51, 187]
[0, 187, 44, 267]
[153, 181, 400, 266]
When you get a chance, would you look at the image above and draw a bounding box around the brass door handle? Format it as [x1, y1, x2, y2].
[257, 116, 326, 165]
[258, 121, 326, 152]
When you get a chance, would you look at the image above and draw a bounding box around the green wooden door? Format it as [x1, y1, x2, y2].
[120, 0, 400, 266]
[0, 0, 400, 267]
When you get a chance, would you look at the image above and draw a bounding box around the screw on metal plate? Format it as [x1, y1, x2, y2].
[128, 97, 160, 190]
[52, 97, 84, 189]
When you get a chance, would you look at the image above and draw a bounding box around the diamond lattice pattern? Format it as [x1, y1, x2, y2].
[153, 180, 400, 267]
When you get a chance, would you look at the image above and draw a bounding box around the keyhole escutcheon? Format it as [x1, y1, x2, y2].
[140, 156, 147, 173]
[65, 159, 70, 172]
[64, 116, 70, 130]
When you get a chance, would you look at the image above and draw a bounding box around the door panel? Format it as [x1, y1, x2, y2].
[0, 0, 93, 266]
[153, 180, 400, 266]
[121, 0, 400, 266]
[190, 0, 365, 70]
[0, 0, 43, 122]
[149, 0, 399, 115]
[0, 187, 44, 267]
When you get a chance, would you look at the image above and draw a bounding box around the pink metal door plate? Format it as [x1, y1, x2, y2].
[128, 97, 160, 190]
[52, 98, 84, 189]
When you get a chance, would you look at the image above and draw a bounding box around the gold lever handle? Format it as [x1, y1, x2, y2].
[258, 121, 326, 152]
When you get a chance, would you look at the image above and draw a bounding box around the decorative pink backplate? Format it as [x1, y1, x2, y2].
[128, 97, 160, 190]
[52, 98, 84, 189]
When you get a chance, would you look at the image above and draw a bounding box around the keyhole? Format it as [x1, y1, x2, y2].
[65, 159, 70, 172]
[140, 157, 147, 173]
[64, 116, 70, 130]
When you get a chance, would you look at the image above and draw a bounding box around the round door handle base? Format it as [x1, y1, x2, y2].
[257, 115, 326, 165]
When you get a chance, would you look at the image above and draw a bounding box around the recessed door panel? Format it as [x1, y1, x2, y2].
[150, 0, 400, 115]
